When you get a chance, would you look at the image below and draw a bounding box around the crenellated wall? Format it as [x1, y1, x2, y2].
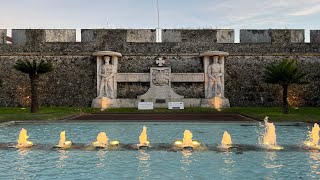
[1, 28, 320, 44]
[0, 29, 6, 44]
[0, 28, 320, 107]
[239, 29, 305, 43]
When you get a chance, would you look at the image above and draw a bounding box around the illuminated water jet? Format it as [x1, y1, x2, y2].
[138, 126, 150, 148]
[92, 132, 119, 148]
[92, 132, 109, 148]
[304, 123, 320, 149]
[219, 131, 232, 148]
[56, 131, 72, 148]
[110, 140, 120, 146]
[16, 128, 33, 148]
[174, 130, 200, 149]
[260, 117, 283, 150]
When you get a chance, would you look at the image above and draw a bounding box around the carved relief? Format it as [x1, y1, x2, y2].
[152, 68, 170, 86]
[93, 51, 121, 100]
[98, 56, 115, 98]
[200, 51, 228, 100]
[207, 57, 223, 98]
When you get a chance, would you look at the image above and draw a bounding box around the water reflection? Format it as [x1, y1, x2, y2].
[263, 152, 283, 180]
[56, 149, 69, 168]
[15, 149, 33, 179]
[96, 150, 107, 168]
[137, 150, 151, 179]
[180, 150, 193, 179]
[219, 151, 235, 176]
[18, 149, 30, 157]
[308, 151, 320, 178]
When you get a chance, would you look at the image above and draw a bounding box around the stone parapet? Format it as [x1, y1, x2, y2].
[162, 29, 234, 43]
[240, 29, 304, 43]
[311, 30, 320, 43]
[0, 29, 6, 44]
[12, 29, 76, 45]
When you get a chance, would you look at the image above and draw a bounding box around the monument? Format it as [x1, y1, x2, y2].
[137, 57, 184, 106]
[91, 51, 121, 109]
[200, 51, 230, 109]
[92, 50, 230, 109]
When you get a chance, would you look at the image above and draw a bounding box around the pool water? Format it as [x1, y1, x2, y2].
[0, 122, 319, 179]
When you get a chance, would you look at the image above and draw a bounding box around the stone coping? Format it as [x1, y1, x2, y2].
[93, 51, 122, 57]
[0, 119, 310, 125]
[199, 51, 229, 57]
[71, 113, 256, 121]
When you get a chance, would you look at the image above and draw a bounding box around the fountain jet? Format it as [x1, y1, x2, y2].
[304, 123, 320, 149]
[220, 131, 232, 148]
[16, 128, 33, 148]
[92, 132, 109, 148]
[138, 126, 150, 147]
[174, 130, 200, 149]
[261, 117, 283, 150]
[56, 131, 72, 148]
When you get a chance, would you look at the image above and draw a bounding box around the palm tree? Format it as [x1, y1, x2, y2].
[263, 59, 307, 114]
[14, 60, 53, 113]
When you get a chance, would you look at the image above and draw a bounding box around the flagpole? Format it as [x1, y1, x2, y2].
[157, 0, 160, 42]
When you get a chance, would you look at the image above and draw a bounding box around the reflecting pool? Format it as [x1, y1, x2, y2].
[0, 122, 319, 179]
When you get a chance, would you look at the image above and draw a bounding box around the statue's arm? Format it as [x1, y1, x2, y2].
[106, 66, 115, 79]
[219, 66, 224, 76]
[207, 66, 213, 79]
[99, 69, 107, 78]
[106, 73, 115, 80]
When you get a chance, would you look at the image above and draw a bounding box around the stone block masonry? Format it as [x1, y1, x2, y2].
[0, 28, 320, 107]
[161, 29, 234, 43]
[0, 29, 6, 44]
[126, 29, 156, 42]
[240, 29, 304, 43]
[12, 29, 76, 45]
[311, 30, 320, 43]
[44, 29, 76, 42]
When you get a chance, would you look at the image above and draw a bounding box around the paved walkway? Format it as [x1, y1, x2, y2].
[71, 113, 256, 122]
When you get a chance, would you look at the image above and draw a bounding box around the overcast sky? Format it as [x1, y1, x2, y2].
[1, 0, 319, 42]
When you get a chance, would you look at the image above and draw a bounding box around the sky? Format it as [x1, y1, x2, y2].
[1, 0, 319, 42]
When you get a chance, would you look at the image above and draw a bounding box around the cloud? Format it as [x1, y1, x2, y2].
[289, 4, 320, 16]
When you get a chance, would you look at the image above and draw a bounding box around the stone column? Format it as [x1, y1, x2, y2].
[200, 51, 230, 109]
[111, 56, 119, 98]
[203, 56, 210, 98]
[220, 56, 225, 98]
[92, 51, 122, 109]
[96, 56, 103, 96]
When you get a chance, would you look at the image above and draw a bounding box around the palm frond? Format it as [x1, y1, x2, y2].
[263, 59, 307, 85]
[14, 60, 53, 75]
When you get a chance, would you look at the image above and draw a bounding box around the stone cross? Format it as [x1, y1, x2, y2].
[156, 57, 165, 66]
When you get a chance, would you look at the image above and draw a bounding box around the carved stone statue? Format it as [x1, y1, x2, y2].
[98, 56, 115, 98]
[207, 57, 223, 98]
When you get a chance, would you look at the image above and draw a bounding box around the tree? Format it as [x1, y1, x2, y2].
[14, 60, 53, 113]
[263, 59, 307, 114]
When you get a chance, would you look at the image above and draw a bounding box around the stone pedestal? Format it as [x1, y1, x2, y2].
[137, 67, 183, 107]
[213, 97, 230, 109]
[91, 97, 116, 109]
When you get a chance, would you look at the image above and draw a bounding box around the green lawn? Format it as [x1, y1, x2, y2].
[0, 107, 99, 121]
[0, 107, 319, 122]
[223, 107, 320, 122]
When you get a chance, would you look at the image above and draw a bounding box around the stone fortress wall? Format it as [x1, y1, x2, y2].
[0, 29, 320, 107]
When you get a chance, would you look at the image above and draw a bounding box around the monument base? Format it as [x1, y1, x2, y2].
[91, 98, 230, 109]
[91, 97, 115, 109]
[138, 87, 184, 100]
[200, 97, 230, 109]
[213, 97, 230, 109]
